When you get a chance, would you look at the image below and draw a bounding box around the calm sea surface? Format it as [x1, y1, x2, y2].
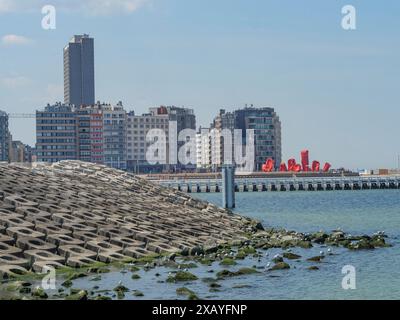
[37, 190, 400, 300]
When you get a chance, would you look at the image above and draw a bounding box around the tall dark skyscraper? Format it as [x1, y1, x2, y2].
[64, 34, 95, 106]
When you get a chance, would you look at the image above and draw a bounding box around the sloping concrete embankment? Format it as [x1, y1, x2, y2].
[0, 161, 255, 278]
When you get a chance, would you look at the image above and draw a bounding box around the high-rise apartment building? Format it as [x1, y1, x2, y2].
[196, 128, 212, 169]
[9, 141, 27, 163]
[76, 104, 104, 164]
[102, 102, 127, 170]
[235, 107, 281, 170]
[64, 34, 95, 106]
[210, 106, 282, 171]
[36, 103, 78, 163]
[126, 107, 170, 173]
[148, 106, 196, 133]
[0, 111, 11, 162]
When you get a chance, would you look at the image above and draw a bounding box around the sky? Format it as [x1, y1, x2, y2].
[0, 0, 399, 170]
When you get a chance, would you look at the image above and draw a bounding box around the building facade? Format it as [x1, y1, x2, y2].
[64, 34, 95, 106]
[9, 141, 26, 163]
[102, 102, 127, 170]
[196, 128, 212, 170]
[0, 111, 10, 162]
[209, 106, 282, 172]
[126, 107, 170, 173]
[76, 105, 104, 164]
[235, 107, 281, 171]
[35, 103, 199, 171]
[36, 103, 78, 163]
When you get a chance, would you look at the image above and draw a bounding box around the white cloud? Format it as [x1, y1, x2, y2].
[0, 76, 31, 88]
[1, 34, 33, 46]
[0, 0, 16, 13]
[0, 0, 149, 15]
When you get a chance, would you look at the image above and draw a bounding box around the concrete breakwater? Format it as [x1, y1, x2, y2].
[154, 176, 400, 193]
[0, 161, 258, 279]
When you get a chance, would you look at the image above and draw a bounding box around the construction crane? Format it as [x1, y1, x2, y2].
[7, 113, 36, 119]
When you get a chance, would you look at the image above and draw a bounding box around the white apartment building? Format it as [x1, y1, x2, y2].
[196, 129, 212, 169]
[126, 109, 170, 173]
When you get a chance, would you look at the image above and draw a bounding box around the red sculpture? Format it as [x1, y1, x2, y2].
[312, 161, 320, 172]
[293, 164, 302, 172]
[262, 150, 332, 173]
[323, 162, 331, 172]
[262, 158, 275, 172]
[287, 159, 296, 171]
[279, 162, 288, 172]
[301, 150, 309, 172]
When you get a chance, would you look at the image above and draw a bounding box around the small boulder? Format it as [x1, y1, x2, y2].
[269, 262, 290, 271]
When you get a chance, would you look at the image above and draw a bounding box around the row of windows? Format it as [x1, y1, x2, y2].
[37, 152, 77, 156]
[248, 117, 273, 124]
[104, 120, 125, 125]
[103, 114, 125, 118]
[37, 145, 76, 150]
[37, 132, 76, 137]
[128, 118, 168, 123]
[127, 124, 168, 129]
[37, 113, 75, 118]
[37, 139, 76, 143]
[37, 126, 76, 131]
[37, 120, 76, 124]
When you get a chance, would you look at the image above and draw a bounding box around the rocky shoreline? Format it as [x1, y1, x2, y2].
[0, 161, 392, 300]
[0, 227, 391, 300]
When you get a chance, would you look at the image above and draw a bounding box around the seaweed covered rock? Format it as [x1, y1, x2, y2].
[166, 271, 198, 283]
[268, 262, 290, 271]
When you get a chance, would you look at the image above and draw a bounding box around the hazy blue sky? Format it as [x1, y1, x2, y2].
[0, 0, 399, 169]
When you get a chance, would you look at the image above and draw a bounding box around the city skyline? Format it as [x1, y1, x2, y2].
[1, 0, 400, 169]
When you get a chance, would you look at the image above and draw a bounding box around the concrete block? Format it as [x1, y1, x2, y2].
[25, 215, 53, 225]
[51, 213, 85, 225]
[85, 240, 123, 254]
[0, 234, 15, 245]
[38, 203, 71, 214]
[32, 260, 64, 273]
[58, 245, 97, 259]
[34, 223, 72, 236]
[122, 247, 153, 258]
[0, 208, 20, 217]
[0, 253, 31, 268]
[15, 206, 52, 219]
[97, 251, 131, 263]
[23, 250, 65, 264]
[16, 237, 57, 253]
[46, 234, 84, 247]
[0, 265, 29, 279]
[4, 195, 38, 208]
[62, 223, 97, 234]
[146, 242, 178, 254]
[0, 215, 35, 228]
[110, 237, 146, 249]
[0, 243, 24, 257]
[72, 231, 107, 244]
[65, 256, 98, 268]
[6, 227, 46, 241]
[98, 227, 130, 238]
